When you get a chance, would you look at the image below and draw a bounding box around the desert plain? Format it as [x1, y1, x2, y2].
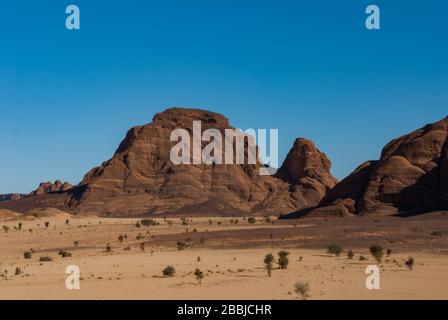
[0, 209, 447, 300]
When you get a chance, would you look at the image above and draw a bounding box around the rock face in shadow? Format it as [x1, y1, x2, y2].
[0, 108, 336, 217]
[282, 116, 448, 218]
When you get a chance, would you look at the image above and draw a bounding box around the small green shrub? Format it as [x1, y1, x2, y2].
[294, 281, 310, 300]
[264, 253, 274, 277]
[177, 241, 187, 251]
[327, 244, 343, 257]
[162, 265, 176, 277]
[277, 251, 290, 269]
[347, 250, 354, 260]
[59, 250, 72, 258]
[15, 267, 22, 276]
[194, 268, 204, 284]
[405, 257, 415, 271]
[369, 245, 384, 263]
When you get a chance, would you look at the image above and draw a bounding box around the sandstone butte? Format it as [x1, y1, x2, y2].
[0, 108, 336, 217]
[282, 116, 448, 218]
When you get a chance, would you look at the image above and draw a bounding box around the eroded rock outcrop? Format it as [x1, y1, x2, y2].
[275, 138, 338, 209]
[31, 181, 73, 196]
[282, 116, 448, 218]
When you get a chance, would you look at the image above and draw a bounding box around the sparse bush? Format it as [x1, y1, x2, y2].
[106, 244, 112, 252]
[65, 219, 70, 227]
[327, 244, 343, 257]
[359, 255, 367, 261]
[194, 268, 204, 284]
[139, 243, 145, 252]
[135, 221, 141, 228]
[39, 256, 53, 262]
[369, 245, 384, 263]
[405, 257, 415, 271]
[248, 217, 256, 224]
[15, 267, 22, 276]
[264, 253, 274, 277]
[141, 219, 157, 227]
[44, 222, 50, 228]
[162, 265, 176, 277]
[294, 281, 310, 300]
[59, 250, 72, 258]
[181, 217, 188, 226]
[18, 223, 23, 231]
[136, 234, 144, 240]
[2, 225, 9, 233]
[177, 241, 187, 251]
[24, 251, 32, 259]
[387, 249, 392, 257]
[118, 235, 124, 243]
[263, 216, 272, 223]
[277, 251, 290, 269]
[73, 241, 79, 247]
[347, 250, 354, 260]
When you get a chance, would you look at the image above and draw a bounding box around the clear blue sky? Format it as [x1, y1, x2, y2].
[1, 0, 447, 194]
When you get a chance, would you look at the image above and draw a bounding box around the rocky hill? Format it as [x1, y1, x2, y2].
[282, 116, 448, 218]
[0, 108, 336, 217]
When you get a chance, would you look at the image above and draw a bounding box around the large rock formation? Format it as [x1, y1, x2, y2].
[275, 138, 338, 209]
[0, 108, 336, 217]
[282, 116, 448, 218]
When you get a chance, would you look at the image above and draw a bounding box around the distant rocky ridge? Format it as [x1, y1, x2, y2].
[0, 194, 24, 202]
[0, 181, 72, 204]
[0, 108, 336, 217]
[282, 116, 448, 218]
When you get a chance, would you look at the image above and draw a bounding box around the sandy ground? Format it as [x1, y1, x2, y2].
[0, 214, 447, 300]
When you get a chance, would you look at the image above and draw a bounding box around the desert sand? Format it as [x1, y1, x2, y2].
[0, 211, 447, 300]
